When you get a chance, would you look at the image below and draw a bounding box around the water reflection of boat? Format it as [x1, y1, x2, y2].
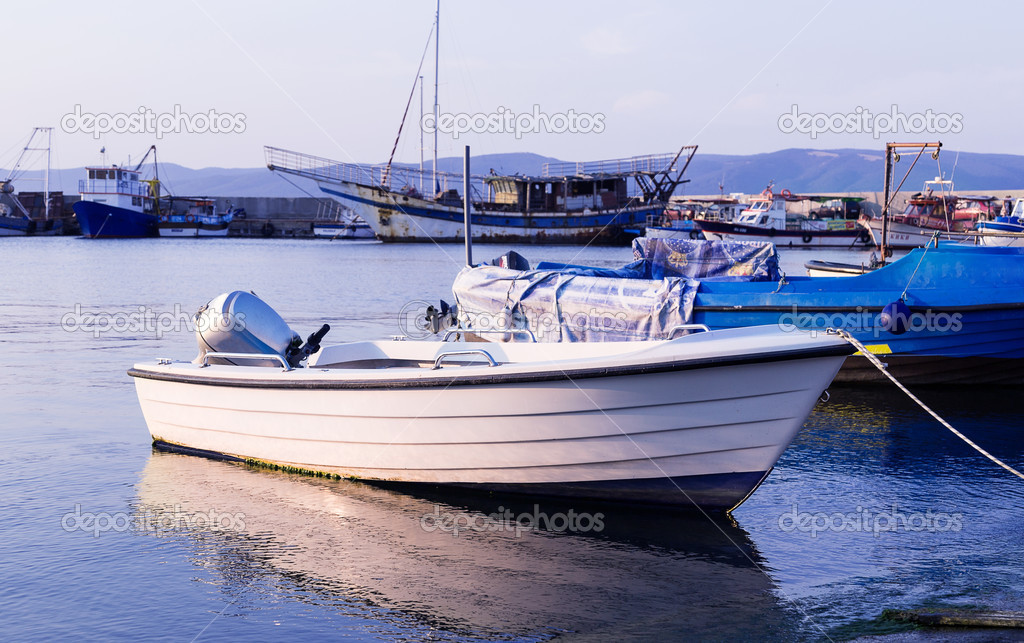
[136, 450, 793, 640]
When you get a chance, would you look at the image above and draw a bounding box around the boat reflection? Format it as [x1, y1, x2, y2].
[136, 450, 802, 640]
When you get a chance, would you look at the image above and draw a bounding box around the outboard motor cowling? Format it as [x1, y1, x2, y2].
[194, 291, 300, 366]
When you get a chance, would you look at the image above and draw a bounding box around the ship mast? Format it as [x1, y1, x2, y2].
[433, 0, 439, 198]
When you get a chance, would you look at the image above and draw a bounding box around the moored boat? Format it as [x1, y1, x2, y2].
[975, 197, 1024, 247]
[73, 145, 162, 238]
[311, 200, 374, 239]
[0, 127, 65, 236]
[158, 199, 238, 237]
[697, 188, 872, 248]
[859, 178, 985, 248]
[129, 291, 851, 511]
[448, 239, 1024, 385]
[266, 145, 697, 244]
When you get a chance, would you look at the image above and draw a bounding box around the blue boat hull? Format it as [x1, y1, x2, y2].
[692, 244, 1024, 383]
[0, 216, 63, 236]
[73, 201, 158, 238]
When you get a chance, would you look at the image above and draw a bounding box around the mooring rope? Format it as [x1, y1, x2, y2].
[833, 329, 1024, 480]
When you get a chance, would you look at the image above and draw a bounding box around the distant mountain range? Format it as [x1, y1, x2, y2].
[5, 148, 1023, 198]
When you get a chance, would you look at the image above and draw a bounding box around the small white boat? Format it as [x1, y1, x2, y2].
[129, 292, 852, 511]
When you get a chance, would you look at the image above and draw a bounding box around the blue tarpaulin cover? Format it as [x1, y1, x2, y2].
[451, 240, 779, 342]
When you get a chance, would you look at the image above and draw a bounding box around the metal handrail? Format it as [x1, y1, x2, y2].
[542, 153, 678, 178]
[667, 324, 712, 339]
[200, 351, 292, 371]
[443, 327, 537, 342]
[432, 349, 498, 370]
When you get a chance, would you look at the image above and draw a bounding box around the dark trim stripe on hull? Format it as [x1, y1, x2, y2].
[128, 344, 853, 390]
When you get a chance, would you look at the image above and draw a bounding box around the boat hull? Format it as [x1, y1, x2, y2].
[158, 223, 231, 237]
[698, 220, 872, 248]
[644, 225, 705, 241]
[130, 332, 849, 510]
[976, 220, 1024, 247]
[318, 180, 658, 244]
[863, 217, 970, 248]
[693, 245, 1024, 384]
[804, 260, 873, 277]
[312, 223, 375, 239]
[0, 216, 63, 236]
[73, 200, 158, 238]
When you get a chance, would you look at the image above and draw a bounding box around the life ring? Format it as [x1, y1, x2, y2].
[802, 234, 813, 243]
[781, 189, 792, 198]
[185, 214, 195, 223]
[689, 229, 700, 240]
[761, 188, 773, 198]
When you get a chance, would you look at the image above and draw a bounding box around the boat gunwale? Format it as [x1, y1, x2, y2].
[127, 343, 852, 390]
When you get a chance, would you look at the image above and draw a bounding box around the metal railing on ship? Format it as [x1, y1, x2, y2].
[542, 153, 679, 178]
[265, 146, 467, 195]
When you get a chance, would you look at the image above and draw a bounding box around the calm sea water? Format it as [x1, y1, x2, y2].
[1, 238, 1021, 641]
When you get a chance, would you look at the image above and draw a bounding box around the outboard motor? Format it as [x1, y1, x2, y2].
[194, 291, 329, 367]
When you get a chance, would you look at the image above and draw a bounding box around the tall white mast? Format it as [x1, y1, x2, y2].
[419, 74, 424, 195]
[432, 0, 439, 198]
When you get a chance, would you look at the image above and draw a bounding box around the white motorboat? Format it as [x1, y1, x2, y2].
[128, 291, 852, 511]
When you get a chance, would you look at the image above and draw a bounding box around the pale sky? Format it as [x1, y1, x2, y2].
[3, 0, 1020, 171]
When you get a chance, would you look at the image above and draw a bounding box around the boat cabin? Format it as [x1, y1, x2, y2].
[734, 192, 791, 230]
[807, 197, 863, 220]
[482, 174, 628, 213]
[79, 166, 156, 213]
[956, 195, 997, 220]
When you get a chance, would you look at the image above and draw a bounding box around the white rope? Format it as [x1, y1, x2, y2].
[834, 329, 1024, 480]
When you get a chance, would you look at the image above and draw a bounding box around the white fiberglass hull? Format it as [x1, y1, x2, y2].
[158, 226, 198, 237]
[312, 223, 375, 239]
[864, 217, 969, 248]
[129, 327, 850, 510]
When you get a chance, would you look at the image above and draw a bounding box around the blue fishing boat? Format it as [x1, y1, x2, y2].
[448, 239, 1024, 384]
[73, 146, 162, 238]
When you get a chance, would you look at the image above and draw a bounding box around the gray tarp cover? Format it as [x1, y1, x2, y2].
[452, 239, 779, 342]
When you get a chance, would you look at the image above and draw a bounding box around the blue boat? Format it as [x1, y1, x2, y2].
[449, 239, 1024, 384]
[73, 146, 162, 238]
[976, 198, 1024, 247]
